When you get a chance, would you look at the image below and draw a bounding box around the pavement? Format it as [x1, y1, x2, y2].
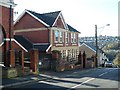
[1, 68, 98, 89]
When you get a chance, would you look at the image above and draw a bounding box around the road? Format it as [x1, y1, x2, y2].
[8, 68, 120, 90]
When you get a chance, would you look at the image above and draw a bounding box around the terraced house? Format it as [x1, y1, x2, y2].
[14, 10, 80, 63]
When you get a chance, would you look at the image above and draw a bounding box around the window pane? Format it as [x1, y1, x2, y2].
[60, 31, 63, 42]
[55, 30, 59, 42]
[66, 32, 69, 43]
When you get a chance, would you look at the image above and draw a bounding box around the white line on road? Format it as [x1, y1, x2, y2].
[98, 68, 117, 77]
[68, 78, 95, 90]
[98, 72, 108, 77]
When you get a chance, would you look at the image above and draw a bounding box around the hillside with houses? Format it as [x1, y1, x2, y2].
[79, 36, 120, 66]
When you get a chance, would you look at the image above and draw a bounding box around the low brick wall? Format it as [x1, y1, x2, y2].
[2, 67, 21, 78]
[2, 66, 30, 78]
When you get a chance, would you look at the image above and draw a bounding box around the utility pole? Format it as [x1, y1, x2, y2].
[95, 25, 98, 67]
[9, 4, 12, 50]
[95, 24, 110, 67]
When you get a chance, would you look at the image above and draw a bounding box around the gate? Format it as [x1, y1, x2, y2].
[24, 52, 30, 68]
[39, 53, 52, 70]
[15, 50, 30, 67]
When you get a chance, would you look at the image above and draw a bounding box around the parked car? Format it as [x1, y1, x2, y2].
[105, 61, 113, 67]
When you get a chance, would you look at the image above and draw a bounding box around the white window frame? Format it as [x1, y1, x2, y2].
[66, 32, 69, 44]
[74, 33, 77, 43]
[55, 30, 59, 42]
[59, 31, 63, 43]
[71, 33, 74, 43]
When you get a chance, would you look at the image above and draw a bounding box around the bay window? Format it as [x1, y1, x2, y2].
[60, 31, 63, 43]
[66, 32, 69, 43]
[74, 33, 76, 43]
[71, 33, 74, 43]
[55, 30, 59, 42]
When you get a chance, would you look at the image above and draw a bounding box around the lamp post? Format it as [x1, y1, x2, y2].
[95, 24, 110, 67]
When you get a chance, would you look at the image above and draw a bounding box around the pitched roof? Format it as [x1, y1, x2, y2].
[14, 35, 33, 51]
[15, 35, 51, 52]
[34, 44, 51, 52]
[27, 10, 61, 27]
[15, 9, 80, 33]
[80, 42, 97, 52]
[67, 24, 80, 33]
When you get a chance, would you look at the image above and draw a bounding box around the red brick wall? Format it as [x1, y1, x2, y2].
[16, 30, 49, 43]
[14, 13, 46, 30]
[54, 16, 65, 29]
[12, 41, 25, 51]
[0, 5, 14, 38]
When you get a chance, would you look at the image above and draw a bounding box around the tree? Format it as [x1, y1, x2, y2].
[113, 52, 120, 67]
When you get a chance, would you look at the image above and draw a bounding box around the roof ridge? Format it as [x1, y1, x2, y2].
[26, 9, 61, 15]
[42, 10, 61, 15]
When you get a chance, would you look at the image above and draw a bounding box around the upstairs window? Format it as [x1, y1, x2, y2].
[59, 31, 63, 43]
[66, 32, 69, 43]
[55, 30, 59, 42]
[71, 33, 74, 43]
[74, 33, 77, 43]
[71, 33, 77, 43]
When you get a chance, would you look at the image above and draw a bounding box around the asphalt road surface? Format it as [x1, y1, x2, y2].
[6, 68, 120, 90]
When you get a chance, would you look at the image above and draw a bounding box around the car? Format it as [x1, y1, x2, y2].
[105, 61, 113, 67]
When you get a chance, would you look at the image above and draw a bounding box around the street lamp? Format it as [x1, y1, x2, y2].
[95, 24, 110, 67]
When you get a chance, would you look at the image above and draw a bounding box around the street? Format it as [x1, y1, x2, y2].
[4, 68, 120, 90]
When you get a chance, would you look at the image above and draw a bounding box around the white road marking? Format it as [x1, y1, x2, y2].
[99, 68, 117, 77]
[68, 78, 95, 90]
[68, 68, 117, 89]
[99, 72, 108, 77]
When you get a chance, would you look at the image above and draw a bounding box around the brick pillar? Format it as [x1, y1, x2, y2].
[78, 51, 82, 64]
[19, 51, 24, 74]
[81, 54, 83, 68]
[30, 49, 39, 73]
[51, 51, 61, 71]
[94, 55, 97, 67]
[82, 51, 86, 68]
[9, 50, 15, 67]
[78, 51, 83, 68]
[4, 51, 9, 67]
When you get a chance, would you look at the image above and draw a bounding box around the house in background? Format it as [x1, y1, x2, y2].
[14, 9, 80, 65]
[79, 42, 108, 67]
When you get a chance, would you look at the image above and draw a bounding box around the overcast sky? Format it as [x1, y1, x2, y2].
[14, 0, 119, 37]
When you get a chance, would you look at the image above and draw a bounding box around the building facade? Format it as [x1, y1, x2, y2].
[79, 43, 108, 67]
[14, 10, 80, 63]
